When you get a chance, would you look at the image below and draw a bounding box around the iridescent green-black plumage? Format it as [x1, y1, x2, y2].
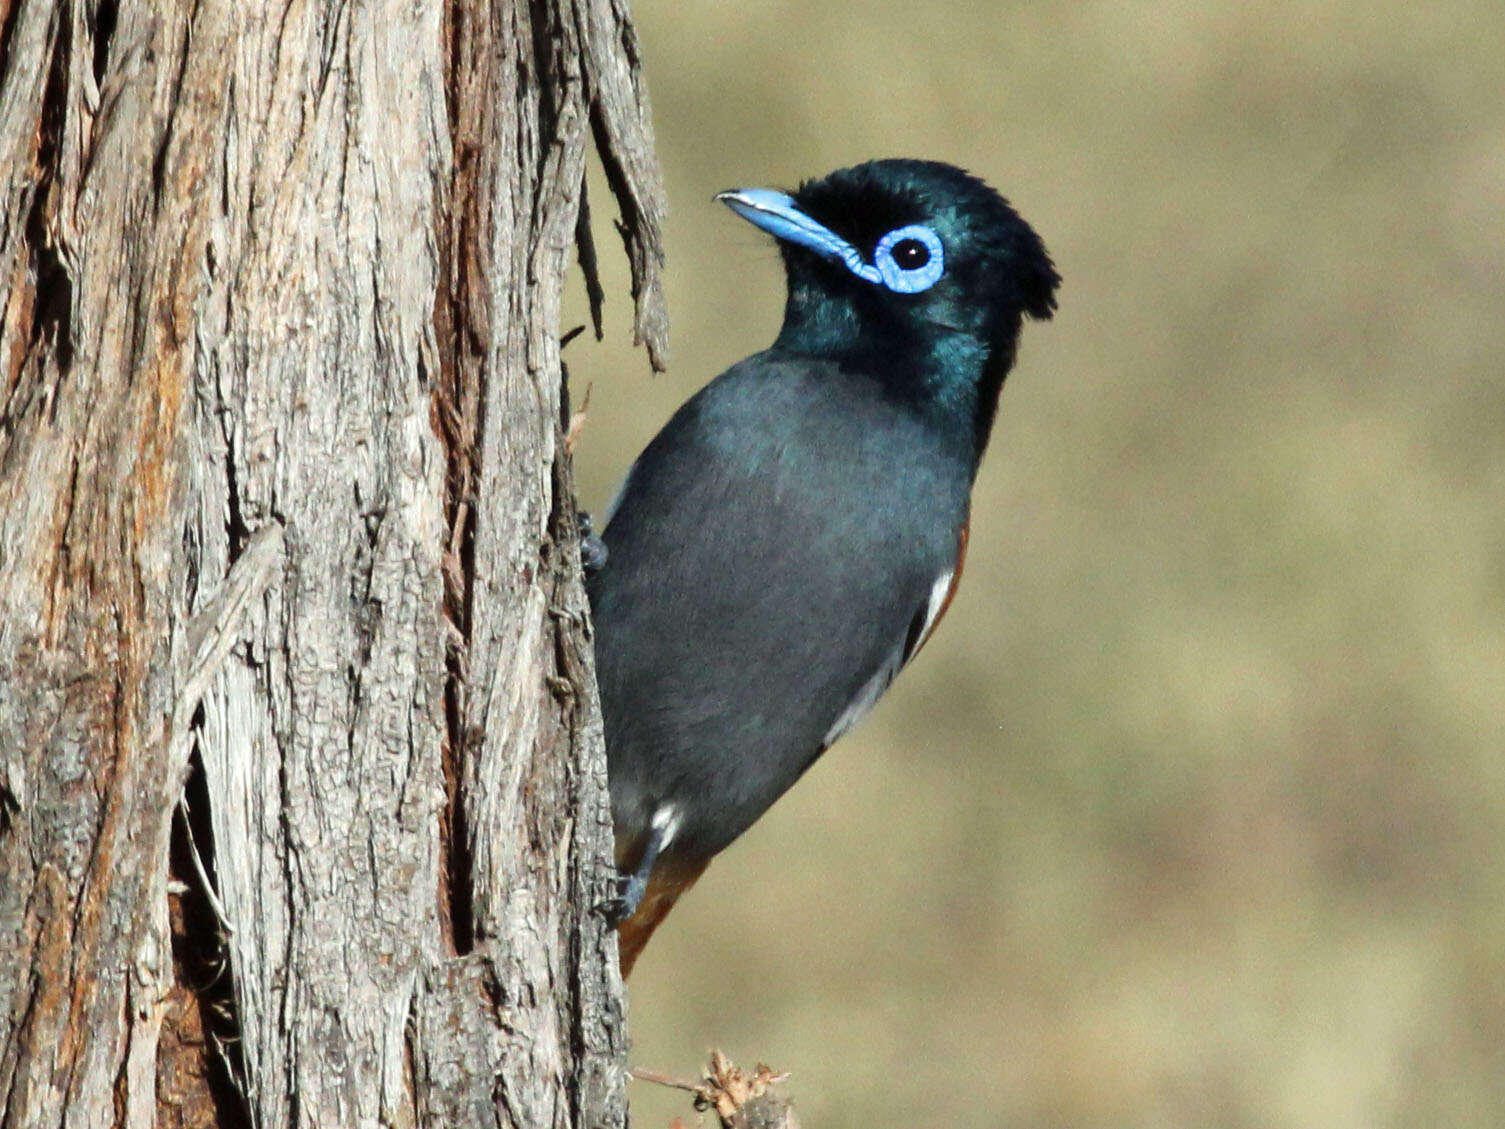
[588, 159, 1059, 972]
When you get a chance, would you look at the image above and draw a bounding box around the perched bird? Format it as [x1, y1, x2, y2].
[587, 159, 1059, 975]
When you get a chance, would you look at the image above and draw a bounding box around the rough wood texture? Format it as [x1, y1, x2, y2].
[0, 1, 665, 1127]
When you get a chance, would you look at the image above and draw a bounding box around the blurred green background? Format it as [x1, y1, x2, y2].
[563, 1, 1505, 1125]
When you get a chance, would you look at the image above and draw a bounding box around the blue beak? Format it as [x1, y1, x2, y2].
[715, 188, 880, 283]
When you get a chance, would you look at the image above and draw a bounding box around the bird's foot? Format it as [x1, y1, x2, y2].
[595, 869, 647, 925]
[596, 820, 667, 924]
[579, 510, 608, 575]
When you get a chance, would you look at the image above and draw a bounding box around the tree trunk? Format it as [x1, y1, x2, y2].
[0, 1, 666, 1127]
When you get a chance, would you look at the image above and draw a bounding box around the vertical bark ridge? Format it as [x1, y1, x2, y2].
[2, 1, 664, 1126]
[417, 0, 666, 1120]
[0, 3, 231, 1125]
[187, 4, 451, 1125]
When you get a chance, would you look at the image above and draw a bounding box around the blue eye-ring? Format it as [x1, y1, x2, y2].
[874, 225, 945, 293]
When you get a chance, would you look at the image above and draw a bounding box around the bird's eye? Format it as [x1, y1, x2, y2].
[873, 225, 945, 294]
[891, 239, 930, 269]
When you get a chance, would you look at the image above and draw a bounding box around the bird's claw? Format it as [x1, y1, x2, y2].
[595, 894, 631, 925]
[594, 875, 634, 924]
[579, 511, 608, 575]
[594, 867, 647, 925]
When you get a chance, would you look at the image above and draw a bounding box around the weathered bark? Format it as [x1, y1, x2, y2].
[0, 1, 665, 1127]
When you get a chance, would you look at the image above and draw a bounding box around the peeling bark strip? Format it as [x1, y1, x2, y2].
[0, 1, 664, 1127]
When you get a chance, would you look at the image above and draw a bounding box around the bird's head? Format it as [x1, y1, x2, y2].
[718, 159, 1058, 418]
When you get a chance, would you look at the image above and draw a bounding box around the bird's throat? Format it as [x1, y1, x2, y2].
[775, 283, 1006, 467]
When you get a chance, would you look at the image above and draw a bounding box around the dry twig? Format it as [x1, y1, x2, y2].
[633, 1051, 799, 1129]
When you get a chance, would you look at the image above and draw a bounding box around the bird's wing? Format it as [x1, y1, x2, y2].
[821, 517, 969, 750]
[592, 353, 974, 858]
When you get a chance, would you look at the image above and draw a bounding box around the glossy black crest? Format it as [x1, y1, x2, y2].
[791, 158, 1060, 321]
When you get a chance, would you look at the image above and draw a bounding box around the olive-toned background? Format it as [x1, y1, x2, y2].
[564, 2, 1505, 1125]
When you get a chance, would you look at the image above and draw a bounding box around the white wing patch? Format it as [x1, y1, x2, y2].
[821, 649, 903, 749]
[820, 568, 955, 749]
[915, 567, 956, 655]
